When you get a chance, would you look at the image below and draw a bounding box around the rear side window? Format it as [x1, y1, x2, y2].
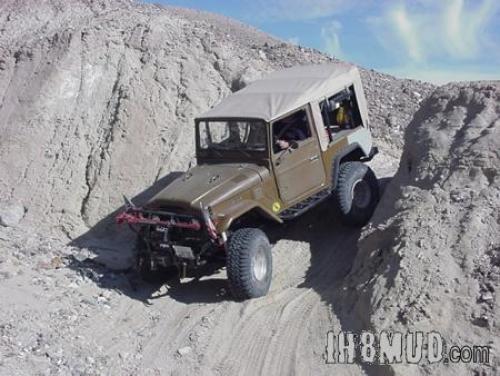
[320, 86, 363, 141]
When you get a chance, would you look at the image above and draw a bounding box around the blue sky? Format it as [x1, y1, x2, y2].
[152, 0, 500, 84]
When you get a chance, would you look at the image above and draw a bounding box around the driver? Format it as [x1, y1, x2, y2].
[275, 117, 307, 151]
[219, 122, 242, 147]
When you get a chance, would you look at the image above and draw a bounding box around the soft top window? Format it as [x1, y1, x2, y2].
[198, 119, 267, 152]
[272, 109, 312, 153]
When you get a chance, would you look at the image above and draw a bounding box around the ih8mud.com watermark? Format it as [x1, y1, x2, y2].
[325, 331, 490, 365]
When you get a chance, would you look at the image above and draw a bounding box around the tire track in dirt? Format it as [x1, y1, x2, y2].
[125, 162, 394, 375]
[95, 209, 367, 375]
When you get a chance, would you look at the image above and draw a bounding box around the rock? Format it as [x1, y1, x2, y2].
[479, 292, 493, 302]
[0, 270, 13, 280]
[177, 346, 192, 356]
[232, 66, 263, 91]
[0, 202, 25, 227]
[73, 249, 92, 263]
[96, 295, 108, 303]
[50, 256, 63, 269]
[472, 315, 489, 328]
[385, 115, 398, 128]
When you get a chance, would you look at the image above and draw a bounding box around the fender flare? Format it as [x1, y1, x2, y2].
[218, 201, 283, 232]
[331, 142, 366, 191]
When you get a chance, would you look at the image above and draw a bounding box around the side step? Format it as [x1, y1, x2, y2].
[279, 189, 331, 220]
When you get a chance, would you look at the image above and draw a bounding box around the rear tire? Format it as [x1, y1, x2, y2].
[334, 161, 379, 226]
[226, 228, 272, 300]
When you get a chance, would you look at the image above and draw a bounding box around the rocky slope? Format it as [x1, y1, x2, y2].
[0, 0, 433, 240]
[3, 1, 496, 376]
[340, 82, 500, 375]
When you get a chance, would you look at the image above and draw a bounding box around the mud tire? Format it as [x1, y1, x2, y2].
[226, 228, 272, 300]
[334, 161, 379, 226]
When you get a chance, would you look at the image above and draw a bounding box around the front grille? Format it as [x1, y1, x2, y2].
[143, 208, 209, 250]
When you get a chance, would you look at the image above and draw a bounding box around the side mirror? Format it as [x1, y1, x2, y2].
[289, 140, 299, 150]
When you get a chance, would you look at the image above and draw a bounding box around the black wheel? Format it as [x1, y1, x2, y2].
[226, 228, 272, 300]
[334, 161, 379, 226]
[134, 235, 178, 283]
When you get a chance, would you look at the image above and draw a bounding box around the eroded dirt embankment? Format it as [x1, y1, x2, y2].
[0, 0, 433, 240]
[336, 83, 500, 375]
[8, 1, 499, 376]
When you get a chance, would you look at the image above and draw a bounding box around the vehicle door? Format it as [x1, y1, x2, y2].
[271, 107, 326, 203]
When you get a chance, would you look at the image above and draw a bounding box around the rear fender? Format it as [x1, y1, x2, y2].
[331, 143, 365, 190]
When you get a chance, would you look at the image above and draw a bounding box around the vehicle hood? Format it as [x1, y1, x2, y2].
[147, 163, 266, 210]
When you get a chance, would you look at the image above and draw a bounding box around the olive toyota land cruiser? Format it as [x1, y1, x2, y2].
[117, 64, 380, 300]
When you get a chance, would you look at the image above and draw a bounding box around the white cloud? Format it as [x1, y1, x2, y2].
[387, 5, 423, 62]
[321, 21, 345, 59]
[443, 0, 499, 59]
[287, 37, 300, 45]
[375, 0, 500, 63]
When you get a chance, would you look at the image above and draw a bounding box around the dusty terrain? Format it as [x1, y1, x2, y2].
[0, 0, 432, 238]
[0, 0, 497, 375]
[342, 83, 500, 375]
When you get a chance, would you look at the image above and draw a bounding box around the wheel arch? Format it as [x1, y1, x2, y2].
[331, 143, 366, 191]
[218, 201, 283, 232]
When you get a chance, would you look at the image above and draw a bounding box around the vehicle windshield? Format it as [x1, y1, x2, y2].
[198, 120, 267, 152]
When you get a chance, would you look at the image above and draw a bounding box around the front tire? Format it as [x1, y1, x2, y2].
[226, 228, 272, 300]
[334, 161, 379, 226]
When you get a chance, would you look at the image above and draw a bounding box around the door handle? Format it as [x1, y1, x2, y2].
[309, 155, 319, 162]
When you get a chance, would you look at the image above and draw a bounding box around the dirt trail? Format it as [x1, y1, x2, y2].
[0, 193, 373, 375]
[0, 157, 393, 375]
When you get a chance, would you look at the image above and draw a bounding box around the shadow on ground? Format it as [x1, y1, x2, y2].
[67, 171, 231, 304]
[292, 176, 397, 376]
[70, 172, 183, 269]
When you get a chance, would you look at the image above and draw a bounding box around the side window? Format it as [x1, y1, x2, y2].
[320, 86, 363, 141]
[272, 109, 312, 153]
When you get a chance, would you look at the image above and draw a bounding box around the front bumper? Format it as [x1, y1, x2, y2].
[116, 208, 202, 230]
[115, 206, 219, 241]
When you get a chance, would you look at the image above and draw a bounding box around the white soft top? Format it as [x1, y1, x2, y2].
[197, 63, 360, 122]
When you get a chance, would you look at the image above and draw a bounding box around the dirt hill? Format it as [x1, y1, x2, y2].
[0, 0, 433, 239]
[2, 1, 497, 376]
[340, 82, 500, 375]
